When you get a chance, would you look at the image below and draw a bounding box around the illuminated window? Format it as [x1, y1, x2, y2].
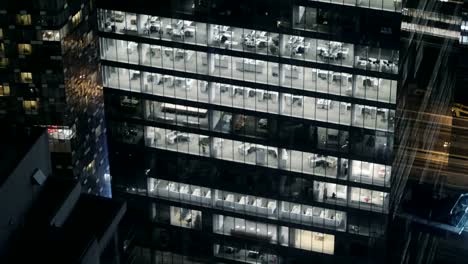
[0, 43, 4, 53]
[287, 228, 335, 255]
[86, 160, 95, 174]
[0, 84, 10, 96]
[20, 72, 33, 83]
[170, 206, 202, 229]
[23, 100, 38, 114]
[0, 28, 3, 38]
[40, 30, 60, 41]
[18, 44, 32, 55]
[0, 58, 8, 68]
[71, 10, 82, 27]
[16, 14, 32, 25]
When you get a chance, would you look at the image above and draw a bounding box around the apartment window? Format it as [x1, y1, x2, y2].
[0, 84, 10, 96]
[0, 28, 3, 38]
[18, 44, 32, 55]
[71, 10, 82, 27]
[0, 43, 4, 53]
[0, 58, 8, 68]
[23, 100, 38, 114]
[20, 72, 33, 83]
[40, 30, 60, 41]
[16, 14, 32, 25]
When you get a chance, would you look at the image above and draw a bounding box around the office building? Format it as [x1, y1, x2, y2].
[0, 0, 109, 195]
[0, 126, 126, 264]
[98, 0, 400, 262]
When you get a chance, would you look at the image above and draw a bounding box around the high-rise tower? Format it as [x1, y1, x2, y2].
[98, 0, 400, 262]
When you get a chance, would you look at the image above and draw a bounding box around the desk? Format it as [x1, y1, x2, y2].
[317, 99, 333, 109]
[262, 91, 278, 103]
[223, 40, 238, 49]
[146, 21, 161, 33]
[172, 30, 185, 40]
[235, 59, 264, 73]
[292, 42, 310, 55]
[130, 70, 141, 80]
[256, 145, 278, 158]
[288, 36, 306, 55]
[332, 73, 352, 83]
[317, 70, 329, 79]
[243, 38, 257, 48]
[149, 46, 161, 57]
[213, 25, 230, 32]
[178, 20, 194, 28]
[162, 75, 174, 86]
[165, 24, 173, 34]
[340, 102, 351, 112]
[214, 32, 233, 44]
[337, 47, 349, 59]
[122, 98, 139, 106]
[322, 51, 338, 60]
[381, 59, 397, 72]
[175, 49, 193, 61]
[163, 47, 174, 57]
[356, 59, 368, 67]
[362, 77, 379, 88]
[288, 36, 304, 44]
[174, 77, 192, 89]
[147, 74, 161, 84]
[318, 42, 347, 60]
[122, 26, 137, 34]
[284, 94, 303, 107]
[149, 16, 159, 23]
[183, 27, 196, 37]
[111, 13, 125, 23]
[358, 105, 377, 118]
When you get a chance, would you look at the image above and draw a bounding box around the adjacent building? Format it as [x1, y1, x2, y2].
[98, 0, 400, 262]
[0, 0, 109, 195]
[389, 0, 468, 263]
[0, 126, 51, 255]
[0, 126, 126, 264]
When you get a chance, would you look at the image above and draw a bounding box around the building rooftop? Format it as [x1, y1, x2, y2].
[5, 177, 126, 263]
[0, 126, 45, 187]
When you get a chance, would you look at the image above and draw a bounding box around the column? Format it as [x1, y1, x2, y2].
[136, 14, 146, 35]
[208, 81, 216, 103]
[350, 103, 357, 127]
[207, 53, 215, 76]
[279, 63, 285, 89]
[278, 92, 285, 115]
[206, 23, 213, 46]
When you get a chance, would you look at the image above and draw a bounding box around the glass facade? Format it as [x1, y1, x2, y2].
[100, 1, 398, 261]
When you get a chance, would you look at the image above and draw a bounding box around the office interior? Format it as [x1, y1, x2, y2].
[100, 36, 397, 105]
[98, 9, 399, 74]
[148, 178, 348, 232]
[103, 66, 395, 132]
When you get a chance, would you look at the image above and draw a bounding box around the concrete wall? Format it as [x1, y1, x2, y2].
[0, 131, 51, 255]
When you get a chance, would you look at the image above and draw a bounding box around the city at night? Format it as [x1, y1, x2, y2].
[1, 0, 468, 263]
